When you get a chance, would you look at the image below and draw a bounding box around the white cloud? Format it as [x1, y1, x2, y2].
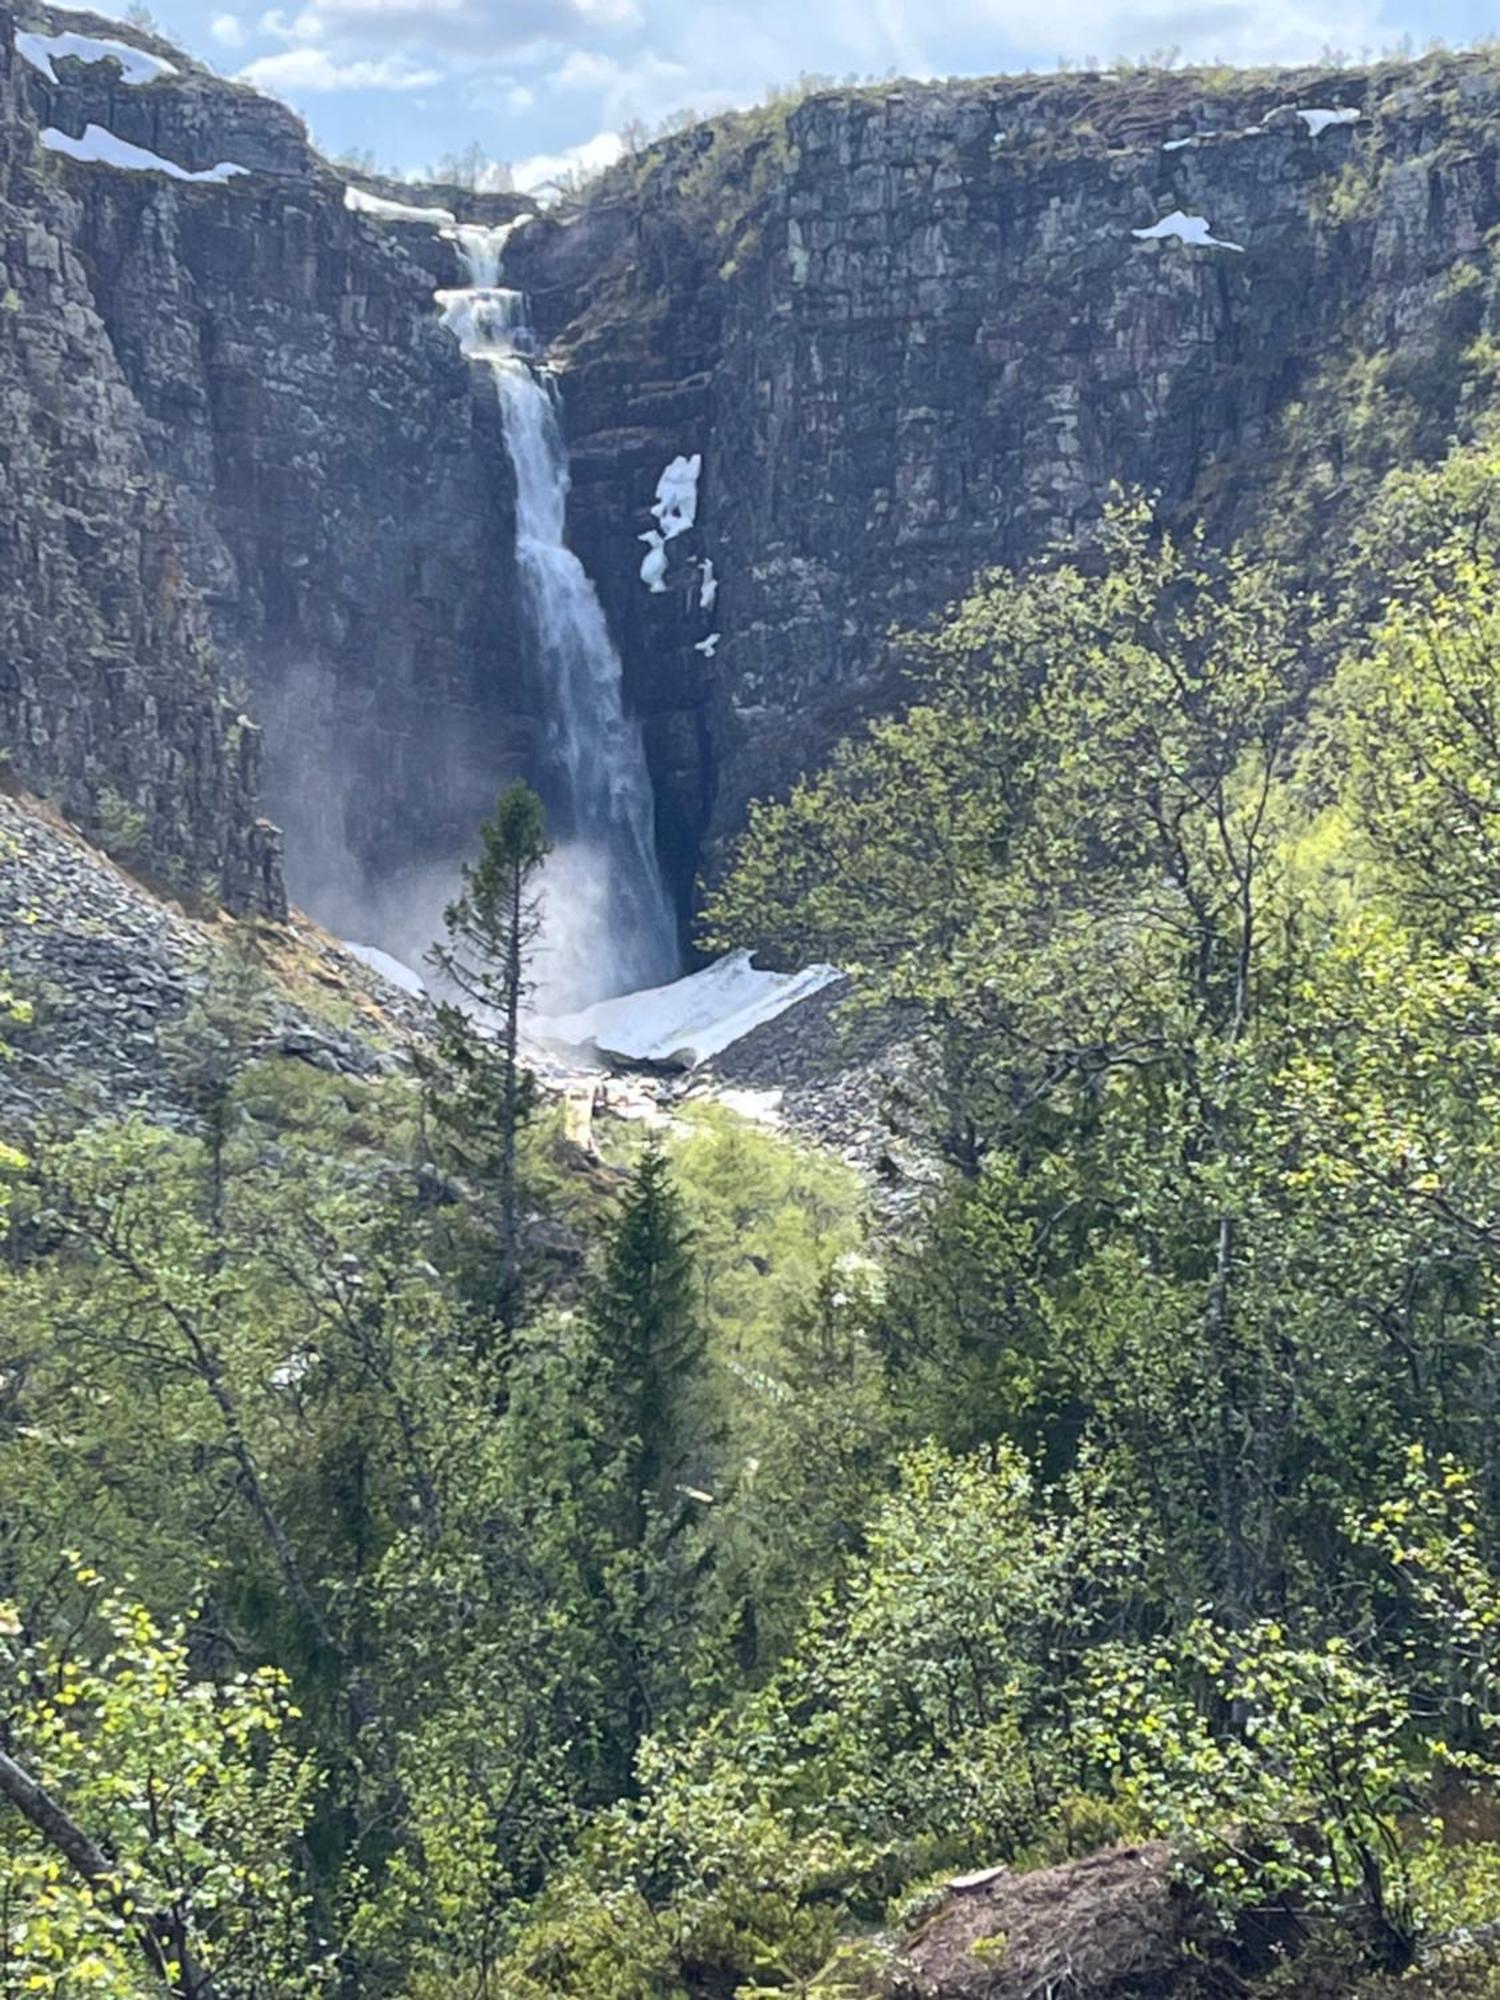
[571, 0, 643, 23]
[550, 49, 619, 86]
[238, 45, 442, 88]
[509, 82, 536, 107]
[210, 12, 246, 46]
[513, 125, 622, 192]
[546, 47, 694, 126]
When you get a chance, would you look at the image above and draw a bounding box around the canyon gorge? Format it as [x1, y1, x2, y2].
[5, 0, 1500, 984]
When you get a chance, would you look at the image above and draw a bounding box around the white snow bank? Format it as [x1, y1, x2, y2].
[639, 529, 667, 593]
[694, 632, 720, 658]
[40, 125, 247, 182]
[652, 453, 701, 540]
[1296, 106, 1360, 136]
[699, 557, 718, 610]
[546, 949, 841, 1069]
[17, 29, 176, 85]
[345, 941, 426, 998]
[1132, 209, 1243, 252]
[346, 184, 456, 225]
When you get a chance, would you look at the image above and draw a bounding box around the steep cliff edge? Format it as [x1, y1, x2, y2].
[1, 2, 541, 938]
[515, 56, 1500, 871]
[0, 6, 284, 912]
[6, 11, 1500, 943]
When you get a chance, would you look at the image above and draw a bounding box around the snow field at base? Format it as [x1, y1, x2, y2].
[345, 942, 427, 998]
[40, 125, 247, 182]
[342, 936, 839, 1079]
[545, 950, 842, 1069]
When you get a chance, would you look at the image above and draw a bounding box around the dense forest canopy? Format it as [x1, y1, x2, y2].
[12, 436, 1500, 1996]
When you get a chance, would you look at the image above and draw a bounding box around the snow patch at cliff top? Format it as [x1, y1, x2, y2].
[346, 185, 457, 225]
[40, 125, 247, 182]
[545, 951, 841, 1069]
[17, 30, 177, 85]
[1296, 106, 1361, 135]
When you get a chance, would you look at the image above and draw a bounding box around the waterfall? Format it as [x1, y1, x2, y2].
[437, 222, 679, 1012]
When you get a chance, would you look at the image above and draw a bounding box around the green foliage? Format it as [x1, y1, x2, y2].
[1084, 1623, 1421, 1963]
[25, 445, 1500, 1993]
[0, 1570, 323, 1996]
[666, 1102, 864, 1368]
[93, 787, 150, 864]
[423, 780, 550, 1336]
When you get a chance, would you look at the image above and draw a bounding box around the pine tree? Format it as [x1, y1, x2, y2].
[591, 1143, 702, 1534]
[584, 1143, 704, 1764]
[425, 781, 550, 1340]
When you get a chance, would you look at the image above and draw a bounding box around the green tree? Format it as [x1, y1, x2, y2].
[712, 502, 1315, 1617]
[0, 1570, 322, 1997]
[426, 782, 550, 1340]
[577, 1144, 705, 1770]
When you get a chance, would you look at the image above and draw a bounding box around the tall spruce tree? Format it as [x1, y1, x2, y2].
[426, 781, 550, 1341]
[583, 1142, 704, 1764]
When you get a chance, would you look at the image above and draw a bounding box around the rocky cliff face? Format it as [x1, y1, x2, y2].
[513, 57, 1500, 871]
[0, 7, 285, 912]
[5, 9, 1500, 941]
[2, 2, 542, 937]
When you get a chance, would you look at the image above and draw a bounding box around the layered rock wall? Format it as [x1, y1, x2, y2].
[6, 7, 1500, 933]
[2, 3, 539, 932]
[0, 8, 284, 911]
[518, 59, 1500, 871]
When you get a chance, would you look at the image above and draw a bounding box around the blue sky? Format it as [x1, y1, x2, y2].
[116, 0, 1498, 190]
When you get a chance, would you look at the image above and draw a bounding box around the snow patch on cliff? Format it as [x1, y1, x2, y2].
[639, 530, 668, 592]
[41, 125, 247, 182]
[17, 30, 176, 85]
[1132, 209, 1243, 252]
[652, 454, 701, 539]
[1296, 106, 1361, 135]
[346, 185, 456, 225]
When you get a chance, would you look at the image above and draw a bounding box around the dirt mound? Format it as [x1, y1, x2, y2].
[885, 1844, 1242, 2000]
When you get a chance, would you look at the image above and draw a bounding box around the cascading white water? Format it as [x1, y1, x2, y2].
[437, 221, 679, 1012]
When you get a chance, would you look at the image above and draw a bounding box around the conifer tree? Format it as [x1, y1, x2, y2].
[590, 1142, 702, 1538]
[425, 781, 550, 1339]
[583, 1142, 703, 1762]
